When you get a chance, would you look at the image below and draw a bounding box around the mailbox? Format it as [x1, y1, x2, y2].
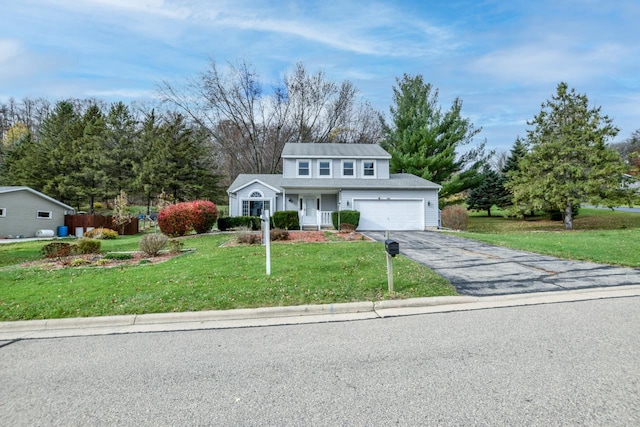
[385, 239, 399, 257]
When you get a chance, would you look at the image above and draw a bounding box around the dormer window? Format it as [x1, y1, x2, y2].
[363, 161, 376, 177]
[342, 160, 354, 177]
[297, 160, 310, 177]
[318, 161, 331, 177]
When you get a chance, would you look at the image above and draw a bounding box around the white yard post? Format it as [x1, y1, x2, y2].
[262, 209, 271, 276]
[386, 230, 394, 293]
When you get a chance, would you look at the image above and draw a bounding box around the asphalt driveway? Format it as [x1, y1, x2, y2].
[365, 231, 640, 296]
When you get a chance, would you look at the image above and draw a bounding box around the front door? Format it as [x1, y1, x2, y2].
[302, 197, 317, 225]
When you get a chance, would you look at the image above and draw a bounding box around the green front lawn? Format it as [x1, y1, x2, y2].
[459, 208, 640, 267]
[0, 234, 455, 321]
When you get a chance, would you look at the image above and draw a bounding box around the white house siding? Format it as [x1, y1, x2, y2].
[232, 182, 280, 217]
[283, 158, 389, 180]
[0, 190, 71, 238]
[341, 189, 439, 230]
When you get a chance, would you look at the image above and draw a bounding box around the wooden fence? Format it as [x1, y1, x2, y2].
[64, 215, 139, 236]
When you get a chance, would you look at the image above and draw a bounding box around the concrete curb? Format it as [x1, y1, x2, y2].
[1, 286, 639, 340]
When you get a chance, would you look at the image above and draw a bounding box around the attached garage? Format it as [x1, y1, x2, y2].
[354, 199, 424, 231]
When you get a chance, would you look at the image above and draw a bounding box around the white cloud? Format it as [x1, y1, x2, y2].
[470, 40, 630, 85]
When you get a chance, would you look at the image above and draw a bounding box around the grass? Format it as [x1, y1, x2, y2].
[0, 234, 455, 321]
[458, 207, 640, 267]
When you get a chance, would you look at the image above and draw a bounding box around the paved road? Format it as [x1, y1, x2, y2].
[366, 231, 640, 296]
[1, 297, 638, 426]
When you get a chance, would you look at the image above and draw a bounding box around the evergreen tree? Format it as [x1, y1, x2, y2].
[74, 104, 108, 212]
[103, 102, 139, 199]
[466, 169, 510, 216]
[381, 74, 490, 201]
[507, 82, 630, 230]
[39, 101, 84, 205]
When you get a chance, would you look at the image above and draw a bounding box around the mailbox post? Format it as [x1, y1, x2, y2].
[384, 231, 399, 293]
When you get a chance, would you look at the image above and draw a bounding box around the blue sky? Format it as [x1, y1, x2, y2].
[2, 0, 639, 152]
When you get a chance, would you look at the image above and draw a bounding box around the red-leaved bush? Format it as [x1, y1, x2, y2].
[158, 200, 219, 237]
[189, 200, 219, 234]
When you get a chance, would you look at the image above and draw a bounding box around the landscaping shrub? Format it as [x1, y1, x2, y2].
[339, 223, 357, 232]
[168, 239, 184, 253]
[190, 200, 219, 234]
[236, 227, 261, 245]
[158, 203, 194, 237]
[76, 238, 102, 254]
[104, 253, 133, 260]
[441, 205, 469, 230]
[139, 233, 169, 256]
[273, 211, 300, 230]
[218, 216, 261, 231]
[270, 228, 290, 241]
[332, 210, 360, 230]
[84, 227, 118, 240]
[158, 200, 219, 236]
[41, 242, 72, 258]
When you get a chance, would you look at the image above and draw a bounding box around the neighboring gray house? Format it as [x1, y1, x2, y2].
[0, 186, 75, 238]
[227, 143, 441, 231]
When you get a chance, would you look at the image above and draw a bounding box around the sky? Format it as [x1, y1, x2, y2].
[2, 0, 639, 152]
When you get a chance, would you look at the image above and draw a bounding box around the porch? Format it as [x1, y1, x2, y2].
[299, 210, 334, 230]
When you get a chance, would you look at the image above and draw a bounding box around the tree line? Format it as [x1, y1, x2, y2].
[2, 59, 634, 230]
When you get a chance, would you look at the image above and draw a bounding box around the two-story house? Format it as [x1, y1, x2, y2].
[227, 143, 441, 231]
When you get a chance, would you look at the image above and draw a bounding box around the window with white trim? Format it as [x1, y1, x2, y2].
[318, 160, 331, 177]
[363, 161, 376, 177]
[242, 190, 270, 216]
[37, 210, 52, 219]
[0, 208, 6, 217]
[297, 160, 310, 177]
[342, 160, 354, 177]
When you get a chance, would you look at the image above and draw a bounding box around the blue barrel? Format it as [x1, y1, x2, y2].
[57, 226, 69, 237]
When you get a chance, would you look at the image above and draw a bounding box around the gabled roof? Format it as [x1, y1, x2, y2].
[0, 186, 75, 210]
[227, 173, 440, 193]
[227, 175, 284, 194]
[281, 143, 391, 159]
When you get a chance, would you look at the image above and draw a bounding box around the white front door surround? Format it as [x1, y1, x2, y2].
[302, 196, 318, 225]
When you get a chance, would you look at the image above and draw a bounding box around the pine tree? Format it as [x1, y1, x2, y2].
[507, 82, 630, 230]
[381, 74, 490, 201]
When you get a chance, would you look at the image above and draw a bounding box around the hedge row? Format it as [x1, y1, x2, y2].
[217, 216, 261, 231]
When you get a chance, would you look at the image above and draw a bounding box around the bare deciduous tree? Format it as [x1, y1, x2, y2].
[158, 59, 383, 184]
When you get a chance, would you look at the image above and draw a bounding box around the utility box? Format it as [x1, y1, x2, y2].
[385, 239, 399, 257]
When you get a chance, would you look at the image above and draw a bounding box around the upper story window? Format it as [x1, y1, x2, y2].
[37, 210, 52, 219]
[342, 160, 354, 177]
[318, 161, 331, 177]
[0, 208, 6, 217]
[363, 161, 376, 177]
[250, 191, 263, 198]
[297, 160, 310, 177]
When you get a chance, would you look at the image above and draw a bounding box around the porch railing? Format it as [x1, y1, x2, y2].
[317, 211, 333, 230]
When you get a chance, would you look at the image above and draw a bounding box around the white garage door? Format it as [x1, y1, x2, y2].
[354, 199, 423, 231]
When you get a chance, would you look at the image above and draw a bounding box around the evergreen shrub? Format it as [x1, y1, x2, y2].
[272, 211, 300, 230]
[217, 216, 261, 231]
[332, 210, 360, 230]
[76, 238, 102, 254]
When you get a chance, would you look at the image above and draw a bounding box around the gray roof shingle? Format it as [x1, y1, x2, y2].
[281, 143, 391, 159]
[228, 173, 440, 193]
